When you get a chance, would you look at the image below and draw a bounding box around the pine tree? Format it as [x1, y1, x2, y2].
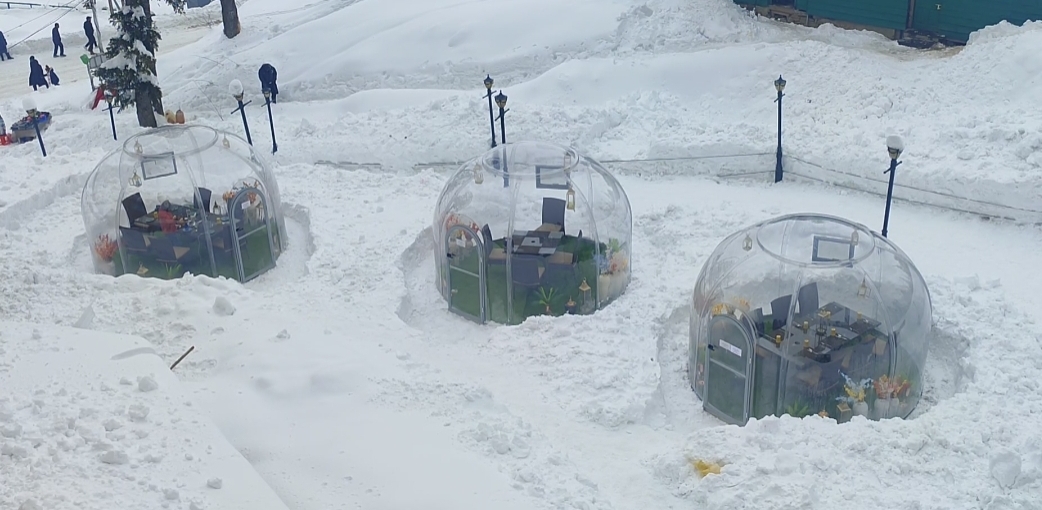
[95, 0, 185, 128]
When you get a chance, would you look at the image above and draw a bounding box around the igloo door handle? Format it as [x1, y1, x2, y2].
[451, 289, 458, 295]
[707, 344, 716, 351]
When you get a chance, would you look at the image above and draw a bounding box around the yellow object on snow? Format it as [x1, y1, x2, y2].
[692, 459, 722, 478]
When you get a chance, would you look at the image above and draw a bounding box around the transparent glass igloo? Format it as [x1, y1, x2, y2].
[81, 125, 286, 282]
[433, 141, 632, 324]
[688, 213, 932, 425]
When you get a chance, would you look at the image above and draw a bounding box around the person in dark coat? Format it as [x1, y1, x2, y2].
[84, 17, 97, 55]
[0, 31, 12, 61]
[45, 65, 60, 86]
[258, 63, 278, 104]
[29, 56, 48, 91]
[52, 23, 65, 57]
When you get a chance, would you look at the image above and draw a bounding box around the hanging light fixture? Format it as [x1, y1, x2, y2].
[129, 171, 142, 187]
[134, 141, 143, 154]
[742, 234, 753, 251]
[857, 277, 870, 298]
[851, 229, 859, 246]
[222, 136, 231, 149]
[566, 184, 575, 211]
[473, 162, 483, 184]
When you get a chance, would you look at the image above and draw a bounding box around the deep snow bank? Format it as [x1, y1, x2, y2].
[0, 321, 290, 510]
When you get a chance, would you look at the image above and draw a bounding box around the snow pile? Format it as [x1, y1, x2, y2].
[0, 321, 289, 510]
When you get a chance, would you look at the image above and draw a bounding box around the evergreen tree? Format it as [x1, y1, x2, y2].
[95, 0, 185, 128]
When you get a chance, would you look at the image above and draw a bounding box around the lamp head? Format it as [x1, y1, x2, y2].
[774, 75, 786, 93]
[262, 88, 271, 100]
[22, 96, 37, 114]
[886, 135, 904, 160]
[484, 74, 493, 90]
[228, 79, 244, 101]
[495, 91, 507, 109]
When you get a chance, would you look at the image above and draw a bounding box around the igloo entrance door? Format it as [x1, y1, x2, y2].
[704, 314, 755, 425]
[445, 224, 487, 322]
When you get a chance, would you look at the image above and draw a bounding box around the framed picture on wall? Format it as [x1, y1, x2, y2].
[535, 165, 569, 190]
[141, 152, 178, 180]
[812, 235, 856, 263]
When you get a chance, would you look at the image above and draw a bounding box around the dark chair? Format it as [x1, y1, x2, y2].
[511, 256, 543, 288]
[119, 227, 149, 254]
[122, 192, 148, 224]
[542, 251, 576, 289]
[771, 294, 793, 329]
[797, 282, 819, 315]
[747, 307, 764, 336]
[195, 187, 212, 214]
[148, 235, 191, 265]
[542, 197, 566, 232]
[481, 224, 506, 264]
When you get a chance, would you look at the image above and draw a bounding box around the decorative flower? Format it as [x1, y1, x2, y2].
[93, 234, 118, 262]
[873, 375, 910, 399]
[836, 371, 872, 404]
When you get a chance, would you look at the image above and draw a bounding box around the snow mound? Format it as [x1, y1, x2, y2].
[0, 321, 289, 510]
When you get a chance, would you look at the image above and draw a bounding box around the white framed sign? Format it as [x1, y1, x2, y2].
[141, 152, 178, 180]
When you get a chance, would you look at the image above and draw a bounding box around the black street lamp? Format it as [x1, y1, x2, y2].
[22, 97, 46, 157]
[484, 75, 497, 148]
[103, 89, 117, 140]
[228, 79, 253, 146]
[494, 91, 509, 145]
[881, 135, 904, 238]
[774, 75, 786, 183]
[263, 88, 278, 154]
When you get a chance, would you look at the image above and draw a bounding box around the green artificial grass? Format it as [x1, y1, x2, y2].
[446, 233, 609, 324]
[111, 227, 275, 282]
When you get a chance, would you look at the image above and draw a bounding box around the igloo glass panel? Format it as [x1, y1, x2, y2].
[689, 214, 932, 425]
[432, 141, 632, 325]
[586, 160, 631, 307]
[81, 126, 284, 283]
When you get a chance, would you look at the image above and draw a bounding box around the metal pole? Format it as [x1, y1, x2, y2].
[881, 158, 899, 237]
[265, 96, 277, 154]
[486, 91, 496, 148]
[774, 89, 783, 183]
[32, 115, 46, 157]
[232, 99, 252, 145]
[106, 102, 117, 140]
[498, 106, 506, 145]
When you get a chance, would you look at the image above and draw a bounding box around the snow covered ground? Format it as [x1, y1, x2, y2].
[0, 321, 289, 510]
[1, 0, 1041, 509]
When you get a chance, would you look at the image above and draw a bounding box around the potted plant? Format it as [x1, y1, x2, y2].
[784, 400, 812, 418]
[536, 287, 559, 315]
[873, 375, 910, 419]
[836, 371, 872, 417]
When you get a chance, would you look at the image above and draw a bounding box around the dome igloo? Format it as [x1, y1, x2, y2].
[81, 125, 287, 282]
[689, 214, 932, 425]
[433, 141, 632, 324]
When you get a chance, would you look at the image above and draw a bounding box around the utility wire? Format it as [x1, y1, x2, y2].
[8, 0, 85, 48]
[4, 0, 80, 33]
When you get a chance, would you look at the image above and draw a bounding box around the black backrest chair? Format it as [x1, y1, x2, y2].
[542, 197, 566, 232]
[797, 282, 819, 315]
[481, 224, 494, 256]
[771, 294, 793, 329]
[511, 256, 542, 288]
[119, 227, 148, 253]
[195, 187, 212, 214]
[122, 192, 148, 223]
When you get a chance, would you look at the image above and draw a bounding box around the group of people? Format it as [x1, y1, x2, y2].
[51, 17, 99, 58]
[28, 56, 60, 91]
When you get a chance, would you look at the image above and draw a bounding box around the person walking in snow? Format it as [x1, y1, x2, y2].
[258, 63, 278, 104]
[0, 31, 12, 61]
[84, 17, 97, 55]
[28, 56, 48, 91]
[45, 65, 60, 86]
[52, 23, 65, 58]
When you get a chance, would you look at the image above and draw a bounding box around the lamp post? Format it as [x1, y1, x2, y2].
[484, 75, 497, 148]
[228, 79, 253, 146]
[494, 91, 509, 145]
[881, 135, 904, 238]
[263, 88, 278, 154]
[22, 97, 46, 157]
[104, 89, 117, 140]
[774, 75, 786, 183]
